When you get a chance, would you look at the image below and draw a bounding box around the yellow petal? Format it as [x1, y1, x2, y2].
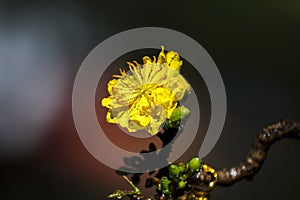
[102, 97, 112, 108]
[116, 110, 130, 128]
[148, 105, 167, 135]
[165, 51, 182, 71]
[132, 114, 150, 127]
[106, 109, 117, 123]
[108, 79, 118, 95]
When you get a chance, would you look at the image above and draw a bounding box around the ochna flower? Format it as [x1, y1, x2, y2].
[101, 46, 190, 135]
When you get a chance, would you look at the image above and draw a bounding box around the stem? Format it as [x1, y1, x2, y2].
[193, 119, 300, 185]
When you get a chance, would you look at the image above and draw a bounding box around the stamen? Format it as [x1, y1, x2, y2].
[112, 68, 126, 78]
[127, 62, 135, 68]
[119, 69, 126, 76]
[143, 56, 152, 64]
[152, 56, 156, 63]
[112, 74, 123, 78]
[127, 62, 136, 73]
[133, 60, 140, 68]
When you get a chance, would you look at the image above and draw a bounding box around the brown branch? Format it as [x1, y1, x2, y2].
[193, 119, 300, 186]
[109, 119, 300, 199]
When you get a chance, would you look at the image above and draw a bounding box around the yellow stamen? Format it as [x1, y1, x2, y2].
[143, 56, 152, 64]
[112, 68, 127, 78]
[152, 56, 156, 63]
[133, 60, 140, 67]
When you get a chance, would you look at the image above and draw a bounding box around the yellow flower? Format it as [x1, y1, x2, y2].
[101, 46, 190, 135]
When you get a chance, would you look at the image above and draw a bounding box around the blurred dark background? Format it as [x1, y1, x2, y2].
[0, 1, 299, 199]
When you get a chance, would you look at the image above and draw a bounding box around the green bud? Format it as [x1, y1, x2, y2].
[162, 189, 171, 197]
[161, 177, 171, 189]
[178, 181, 186, 189]
[169, 164, 180, 179]
[181, 173, 189, 181]
[165, 106, 191, 128]
[177, 163, 186, 174]
[188, 157, 202, 173]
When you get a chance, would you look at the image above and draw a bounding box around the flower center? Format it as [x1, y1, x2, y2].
[128, 83, 177, 127]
